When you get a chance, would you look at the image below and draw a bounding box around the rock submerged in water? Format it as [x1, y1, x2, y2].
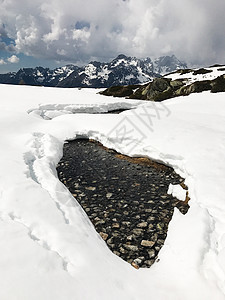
[141, 240, 155, 247]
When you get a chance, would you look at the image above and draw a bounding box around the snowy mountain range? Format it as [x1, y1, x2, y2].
[0, 54, 187, 88]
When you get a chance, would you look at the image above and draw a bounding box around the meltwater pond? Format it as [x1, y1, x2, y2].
[57, 139, 189, 268]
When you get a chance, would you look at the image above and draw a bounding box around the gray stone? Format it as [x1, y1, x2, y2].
[122, 221, 131, 226]
[113, 250, 120, 256]
[147, 216, 155, 222]
[85, 186, 96, 191]
[137, 222, 148, 228]
[100, 232, 108, 241]
[144, 260, 155, 267]
[152, 233, 158, 242]
[157, 239, 165, 245]
[123, 244, 139, 252]
[112, 223, 120, 228]
[95, 220, 105, 226]
[132, 228, 144, 236]
[141, 240, 155, 247]
[106, 193, 113, 199]
[119, 247, 126, 254]
[107, 237, 114, 245]
[126, 235, 133, 241]
[147, 249, 155, 258]
[112, 232, 120, 237]
[148, 223, 154, 229]
[133, 257, 144, 265]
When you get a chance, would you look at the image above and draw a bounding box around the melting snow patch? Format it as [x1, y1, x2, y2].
[27, 102, 143, 119]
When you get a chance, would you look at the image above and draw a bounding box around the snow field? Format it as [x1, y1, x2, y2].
[0, 83, 225, 299]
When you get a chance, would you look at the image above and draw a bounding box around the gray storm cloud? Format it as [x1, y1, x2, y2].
[0, 0, 224, 65]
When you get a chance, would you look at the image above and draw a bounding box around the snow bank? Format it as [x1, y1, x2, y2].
[165, 65, 225, 83]
[0, 83, 225, 299]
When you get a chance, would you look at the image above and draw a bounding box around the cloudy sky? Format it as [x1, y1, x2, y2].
[0, 0, 224, 72]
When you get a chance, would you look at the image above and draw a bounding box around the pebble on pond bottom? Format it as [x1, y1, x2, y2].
[57, 139, 189, 269]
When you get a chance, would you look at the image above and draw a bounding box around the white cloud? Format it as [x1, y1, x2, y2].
[0, 0, 224, 66]
[0, 58, 6, 65]
[7, 55, 19, 63]
[72, 29, 90, 42]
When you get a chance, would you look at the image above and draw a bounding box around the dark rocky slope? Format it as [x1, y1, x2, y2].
[100, 67, 225, 101]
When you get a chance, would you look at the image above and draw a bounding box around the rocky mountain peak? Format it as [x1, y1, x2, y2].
[153, 55, 187, 74]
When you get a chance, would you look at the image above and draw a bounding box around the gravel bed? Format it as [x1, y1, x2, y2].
[57, 139, 189, 268]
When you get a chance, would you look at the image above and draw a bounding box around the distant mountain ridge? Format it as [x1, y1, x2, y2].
[0, 54, 187, 88]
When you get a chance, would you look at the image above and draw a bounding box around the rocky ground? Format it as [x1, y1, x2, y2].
[100, 68, 225, 101]
[57, 139, 189, 268]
